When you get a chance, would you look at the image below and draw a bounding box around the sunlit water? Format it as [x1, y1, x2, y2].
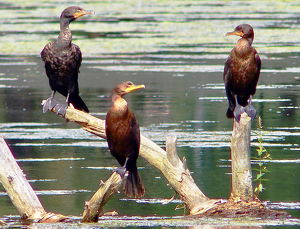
[0, 0, 300, 228]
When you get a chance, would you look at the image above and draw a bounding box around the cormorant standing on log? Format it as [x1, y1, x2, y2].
[41, 6, 93, 116]
[223, 24, 261, 122]
[105, 81, 145, 198]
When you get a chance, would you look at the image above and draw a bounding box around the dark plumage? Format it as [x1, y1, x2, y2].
[41, 6, 94, 116]
[223, 24, 261, 122]
[105, 81, 145, 198]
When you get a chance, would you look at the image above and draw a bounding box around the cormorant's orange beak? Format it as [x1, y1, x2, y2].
[226, 30, 244, 37]
[74, 9, 94, 19]
[125, 84, 145, 93]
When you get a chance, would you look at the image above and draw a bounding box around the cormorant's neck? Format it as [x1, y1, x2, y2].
[234, 37, 253, 57]
[242, 35, 253, 46]
[54, 18, 72, 49]
[111, 95, 128, 118]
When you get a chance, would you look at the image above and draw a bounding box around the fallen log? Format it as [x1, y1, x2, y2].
[0, 134, 71, 223]
[0, 134, 46, 220]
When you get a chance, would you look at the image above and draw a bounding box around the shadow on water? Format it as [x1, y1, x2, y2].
[0, 0, 300, 228]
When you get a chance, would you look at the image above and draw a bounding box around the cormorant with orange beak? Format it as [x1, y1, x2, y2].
[106, 81, 145, 198]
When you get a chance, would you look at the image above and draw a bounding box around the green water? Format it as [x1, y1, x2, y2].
[0, 0, 299, 227]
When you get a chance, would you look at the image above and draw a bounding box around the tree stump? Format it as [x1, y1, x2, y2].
[230, 113, 253, 201]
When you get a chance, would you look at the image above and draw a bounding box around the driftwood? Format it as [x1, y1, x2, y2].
[44, 104, 220, 220]
[0, 134, 71, 223]
[1, 101, 288, 223]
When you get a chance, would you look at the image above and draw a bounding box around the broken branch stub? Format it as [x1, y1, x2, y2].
[164, 136, 219, 215]
[82, 172, 123, 222]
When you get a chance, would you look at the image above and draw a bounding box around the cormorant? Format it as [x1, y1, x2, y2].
[105, 81, 145, 198]
[41, 6, 93, 116]
[223, 24, 261, 122]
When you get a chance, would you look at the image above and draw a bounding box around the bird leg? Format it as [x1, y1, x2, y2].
[115, 167, 127, 179]
[115, 158, 128, 179]
[54, 93, 69, 117]
[43, 91, 59, 113]
[244, 95, 257, 121]
[233, 96, 245, 122]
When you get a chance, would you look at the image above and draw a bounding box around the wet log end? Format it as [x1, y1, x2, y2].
[36, 212, 73, 223]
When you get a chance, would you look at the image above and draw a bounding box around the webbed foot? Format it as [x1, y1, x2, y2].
[116, 167, 127, 179]
[54, 101, 68, 117]
[42, 97, 59, 113]
[233, 103, 245, 122]
[234, 103, 257, 122]
[244, 103, 257, 121]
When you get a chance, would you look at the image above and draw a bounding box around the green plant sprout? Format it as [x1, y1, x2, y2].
[253, 116, 272, 197]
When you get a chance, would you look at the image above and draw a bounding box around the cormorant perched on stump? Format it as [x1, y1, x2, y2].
[223, 24, 261, 122]
[41, 6, 94, 117]
[105, 81, 145, 198]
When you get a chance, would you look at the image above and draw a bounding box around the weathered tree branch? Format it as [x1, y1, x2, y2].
[46, 104, 220, 217]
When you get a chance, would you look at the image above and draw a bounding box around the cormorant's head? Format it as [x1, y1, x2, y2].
[226, 24, 254, 41]
[60, 6, 94, 22]
[113, 81, 145, 97]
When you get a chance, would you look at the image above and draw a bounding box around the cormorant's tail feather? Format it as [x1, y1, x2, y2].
[123, 169, 145, 198]
[69, 94, 89, 113]
[226, 107, 234, 119]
